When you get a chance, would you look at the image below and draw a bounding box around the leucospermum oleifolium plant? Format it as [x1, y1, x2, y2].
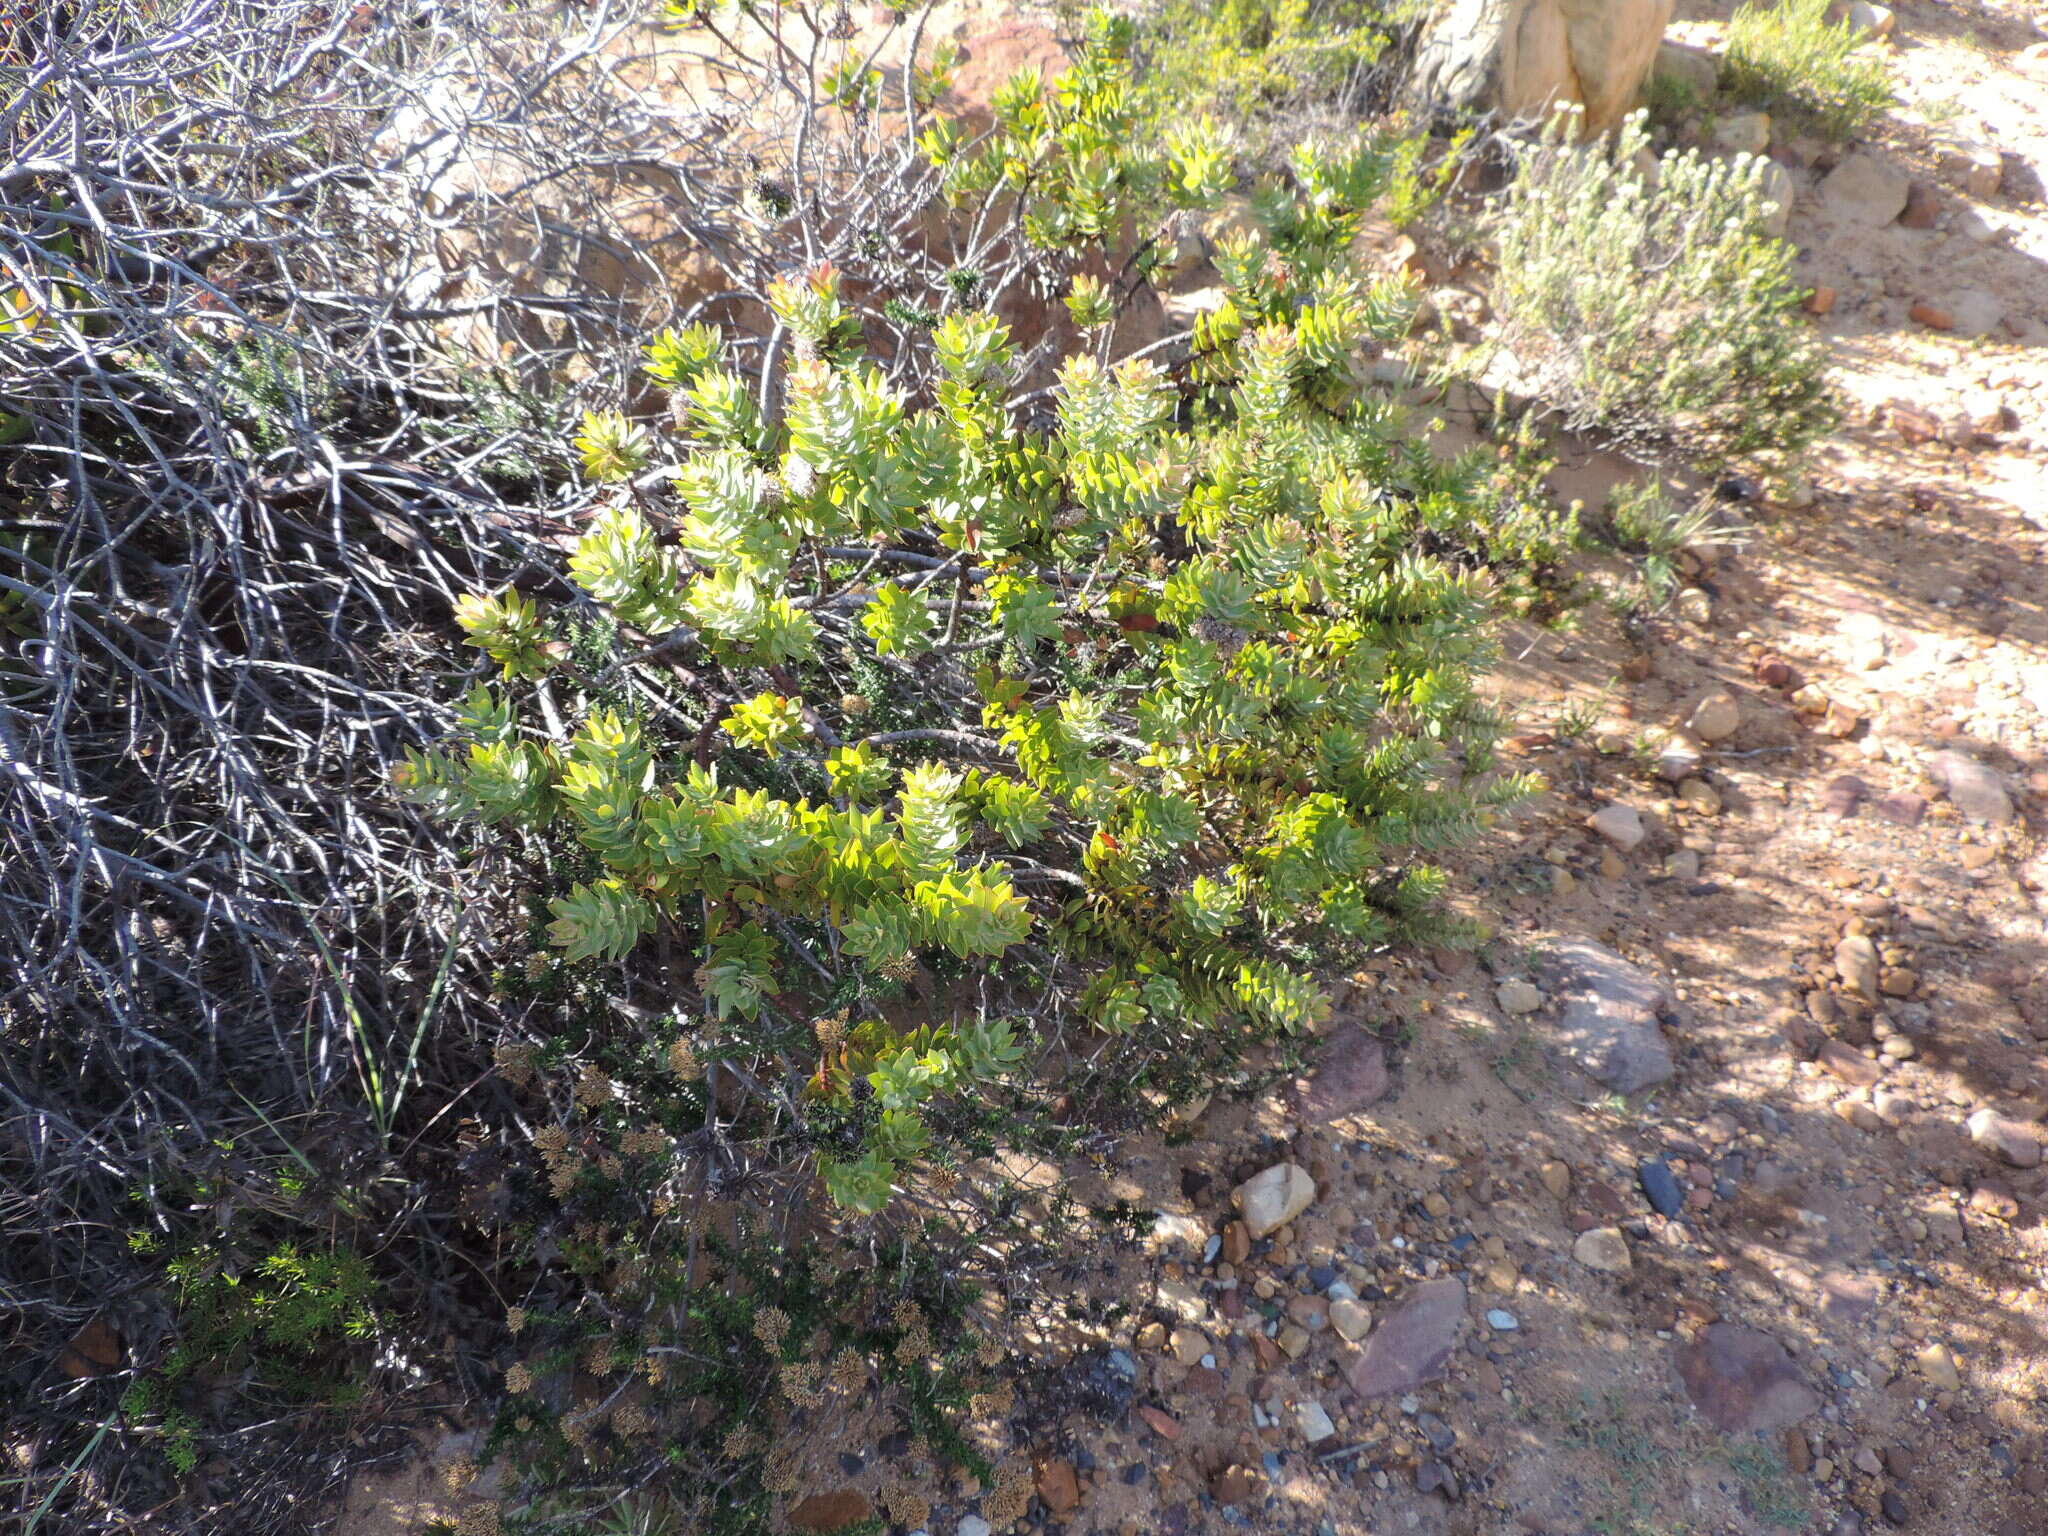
[401, 141, 1535, 1218]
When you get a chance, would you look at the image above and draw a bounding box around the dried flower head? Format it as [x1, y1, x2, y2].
[880, 1477, 929, 1529]
[975, 1333, 1004, 1368]
[505, 1362, 534, 1395]
[891, 1299, 925, 1331]
[455, 1502, 503, 1536]
[928, 1165, 960, 1196]
[761, 1447, 800, 1494]
[813, 1011, 848, 1052]
[532, 1125, 569, 1156]
[548, 1156, 583, 1199]
[611, 1403, 652, 1438]
[621, 1125, 671, 1160]
[667, 1037, 702, 1079]
[574, 1063, 614, 1108]
[641, 1353, 666, 1387]
[778, 1360, 823, 1409]
[506, 1306, 528, 1336]
[442, 1457, 479, 1492]
[983, 1460, 1033, 1527]
[721, 1423, 760, 1461]
[829, 1350, 867, 1393]
[879, 952, 919, 984]
[492, 1041, 537, 1088]
[753, 1305, 790, 1350]
[971, 1381, 1015, 1418]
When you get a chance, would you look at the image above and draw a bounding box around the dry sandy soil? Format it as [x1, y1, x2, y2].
[339, 2, 2048, 1533]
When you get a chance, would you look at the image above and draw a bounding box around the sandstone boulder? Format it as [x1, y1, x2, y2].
[1410, 0, 1676, 137]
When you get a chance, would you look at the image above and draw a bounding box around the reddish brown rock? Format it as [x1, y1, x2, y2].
[787, 1490, 874, 1533]
[1036, 1457, 1080, 1515]
[1138, 1404, 1182, 1440]
[1676, 1324, 1822, 1433]
[1898, 180, 1942, 228]
[1291, 1027, 1391, 1122]
[1804, 285, 1837, 315]
[1874, 792, 1927, 826]
[1818, 1039, 1883, 1087]
[1910, 300, 1955, 331]
[1345, 1278, 1466, 1398]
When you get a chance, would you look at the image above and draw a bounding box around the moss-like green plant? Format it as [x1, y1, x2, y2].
[1721, 0, 1893, 140]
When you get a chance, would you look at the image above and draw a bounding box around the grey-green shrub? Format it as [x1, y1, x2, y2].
[1721, 0, 1893, 140]
[1488, 111, 1834, 465]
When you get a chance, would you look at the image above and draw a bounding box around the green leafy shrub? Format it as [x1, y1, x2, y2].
[1488, 110, 1836, 465]
[407, 216, 1529, 1210]
[1721, 0, 1893, 140]
[120, 1233, 379, 1473]
[1125, 0, 1403, 134]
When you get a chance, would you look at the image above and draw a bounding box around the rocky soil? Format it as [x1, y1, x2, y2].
[340, 1, 2048, 1532]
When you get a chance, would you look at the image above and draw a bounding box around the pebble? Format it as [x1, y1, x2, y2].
[1329, 1298, 1373, 1342]
[1688, 690, 1741, 742]
[1848, 1, 1893, 35]
[1638, 1159, 1684, 1217]
[1589, 803, 1645, 851]
[1233, 1163, 1316, 1239]
[1171, 1327, 1209, 1366]
[1574, 1227, 1633, 1273]
[1538, 1161, 1572, 1199]
[1295, 1400, 1336, 1443]
[1927, 750, 2014, 825]
[1916, 1341, 1961, 1392]
[960, 1519, 993, 1536]
[1496, 978, 1542, 1015]
[1714, 111, 1771, 155]
[1486, 1308, 1519, 1331]
[1676, 778, 1722, 816]
[1966, 1109, 2043, 1168]
[1835, 935, 1879, 1000]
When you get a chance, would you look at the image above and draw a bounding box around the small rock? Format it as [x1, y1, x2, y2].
[1171, 1327, 1209, 1366]
[1874, 792, 1926, 827]
[1848, 1, 1893, 36]
[1291, 1027, 1390, 1122]
[1574, 1227, 1633, 1273]
[1805, 284, 1837, 315]
[959, 1519, 993, 1536]
[1329, 1298, 1373, 1342]
[1295, 1400, 1336, 1443]
[1538, 1160, 1572, 1200]
[1677, 778, 1722, 816]
[1496, 978, 1542, 1015]
[1486, 1308, 1519, 1331]
[1138, 1405, 1182, 1440]
[1910, 300, 1954, 331]
[1835, 935, 1879, 1001]
[1676, 1323, 1822, 1433]
[1277, 1324, 1311, 1359]
[1534, 939, 1676, 1093]
[1937, 138, 2004, 199]
[1818, 1039, 1882, 1088]
[1036, 1458, 1080, 1515]
[1715, 111, 1772, 156]
[787, 1490, 874, 1533]
[1233, 1164, 1316, 1239]
[1966, 1109, 2042, 1168]
[1915, 1341, 1961, 1392]
[1947, 288, 2006, 338]
[1688, 691, 1741, 742]
[1968, 1182, 2019, 1221]
[1345, 1278, 1466, 1398]
[1927, 751, 2014, 825]
[1638, 1159, 1684, 1217]
[1588, 803, 1646, 851]
[1759, 161, 1797, 237]
[1897, 179, 1941, 229]
[1824, 776, 1869, 817]
[1652, 40, 1718, 101]
[1675, 587, 1713, 626]
[1822, 153, 1910, 224]
[1655, 733, 1704, 782]
[1881, 1490, 1910, 1527]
